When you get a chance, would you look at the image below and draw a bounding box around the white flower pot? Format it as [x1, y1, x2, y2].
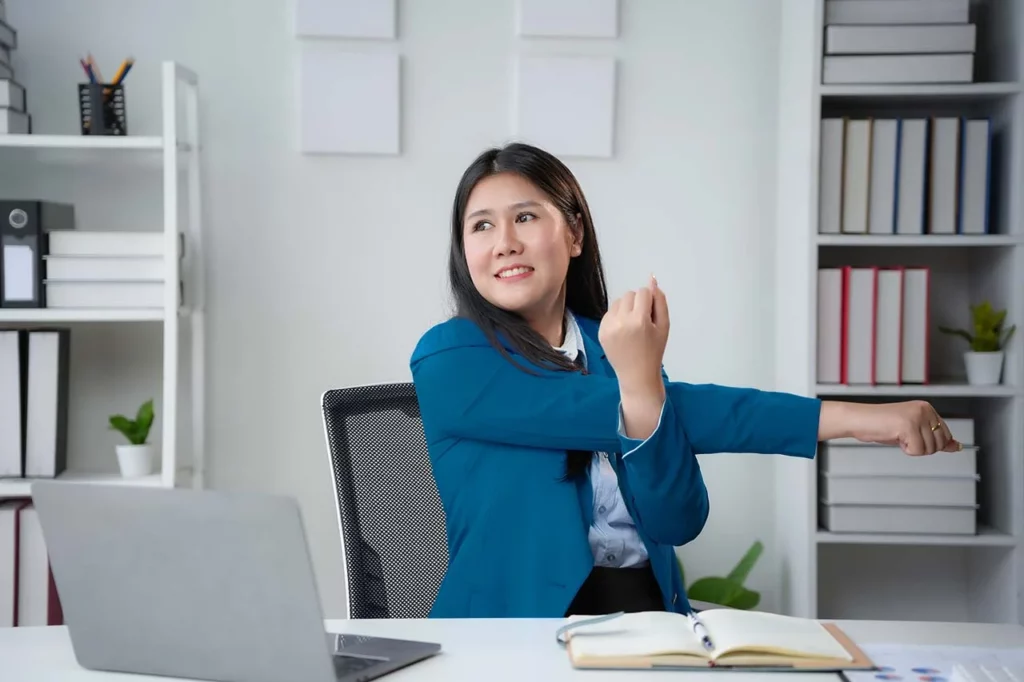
[116, 444, 156, 478]
[964, 351, 1004, 386]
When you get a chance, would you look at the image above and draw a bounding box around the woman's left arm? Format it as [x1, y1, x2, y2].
[660, 382, 960, 456]
[662, 380, 822, 457]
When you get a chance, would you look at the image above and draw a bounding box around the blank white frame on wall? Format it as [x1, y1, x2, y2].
[513, 55, 617, 158]
[294, 0, 397, 39]
[516, 0, 618, 38]
[299, 46, 401, 155]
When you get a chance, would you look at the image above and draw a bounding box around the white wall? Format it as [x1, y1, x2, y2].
[4, 0, 785, 616]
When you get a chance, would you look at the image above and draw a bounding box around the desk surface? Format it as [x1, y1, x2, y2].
[5, 616, 1024, 682]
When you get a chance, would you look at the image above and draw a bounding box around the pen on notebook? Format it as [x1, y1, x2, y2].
[687, 611, 714, 652]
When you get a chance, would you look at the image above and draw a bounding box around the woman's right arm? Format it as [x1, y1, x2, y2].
[410, 340, 821, 459]
[412, 343, 626, 453]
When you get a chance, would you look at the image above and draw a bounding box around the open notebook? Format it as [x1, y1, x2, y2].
[558, 609, 875, 671]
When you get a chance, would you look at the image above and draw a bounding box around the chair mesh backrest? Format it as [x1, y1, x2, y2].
[321, 383, 448, 619]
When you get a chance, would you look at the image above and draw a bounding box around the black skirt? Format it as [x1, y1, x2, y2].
[564, 565, 666, 616]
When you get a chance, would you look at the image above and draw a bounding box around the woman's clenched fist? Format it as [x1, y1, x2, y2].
[599, 275, 670, 398]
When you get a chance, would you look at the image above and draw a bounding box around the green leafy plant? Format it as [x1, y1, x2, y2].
[939, 301, 1016, 353]
[678, 540, 763, 610]
[109, 399, 155, 445]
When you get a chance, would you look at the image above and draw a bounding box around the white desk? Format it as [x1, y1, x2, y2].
[4, 617, 1024, 682]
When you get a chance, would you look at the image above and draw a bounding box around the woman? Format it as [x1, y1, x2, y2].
[409, 142, 961, 619]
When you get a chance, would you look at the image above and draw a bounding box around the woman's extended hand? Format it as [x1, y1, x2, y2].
[599, 275, 670, 395]
[820, 400, 963, 455]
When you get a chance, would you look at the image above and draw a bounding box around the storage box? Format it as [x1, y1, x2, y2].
[819, 502, 977, 534]
[820, 473, 978, 506]
[819, 444, 977, 477]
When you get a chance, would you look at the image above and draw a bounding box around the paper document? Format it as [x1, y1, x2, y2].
[847, 644, 1024, 682]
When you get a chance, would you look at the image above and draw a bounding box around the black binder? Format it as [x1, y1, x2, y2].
[0, 201, 75, 308]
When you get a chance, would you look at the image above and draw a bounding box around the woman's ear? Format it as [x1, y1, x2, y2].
[570, 213, 584, 256]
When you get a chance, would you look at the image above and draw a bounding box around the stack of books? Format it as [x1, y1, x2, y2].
[43, 231, 175, 309]
[818, 115, 991, 235]
[817, 266, 930, 386]
[822, 0, 976, 84]
[818, 418, 979, 535]
[0, 1, 28, 134]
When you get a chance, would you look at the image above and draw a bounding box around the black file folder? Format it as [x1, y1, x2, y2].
[0, 329, 28, 478]
[0, 201, 75, 308]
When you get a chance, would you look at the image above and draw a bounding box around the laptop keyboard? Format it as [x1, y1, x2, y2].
[333, 654, 384, 681]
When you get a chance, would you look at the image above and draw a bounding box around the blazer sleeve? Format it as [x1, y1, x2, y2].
[615, 387, 708, 546]
[411, 345, 822, 458]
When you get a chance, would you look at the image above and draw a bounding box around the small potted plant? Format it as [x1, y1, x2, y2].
[109, 399, 156, 478]
[939, 302, 1016, 386]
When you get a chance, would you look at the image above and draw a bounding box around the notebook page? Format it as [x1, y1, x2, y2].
[700, 610, 852, 660]
[566, 612, 706, 659]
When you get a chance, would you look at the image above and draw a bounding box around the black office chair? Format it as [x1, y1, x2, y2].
[320, 383, 449, 619]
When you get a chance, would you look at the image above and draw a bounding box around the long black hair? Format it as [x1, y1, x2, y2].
[447, 142, 610, 479]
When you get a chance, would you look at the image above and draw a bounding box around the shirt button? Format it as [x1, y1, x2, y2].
[607, 554, 616, 562]
[598, 505, 607, 514]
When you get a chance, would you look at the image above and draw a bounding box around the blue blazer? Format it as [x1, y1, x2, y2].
[409, 313, 821, 618]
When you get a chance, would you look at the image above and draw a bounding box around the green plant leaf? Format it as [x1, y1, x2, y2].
[688, 577, 744, 605]
[726, 540, 764, 585]
[135, 399, 154, 444]
[954, 301, 1016, 351]
[727, 585, 761, 610]
[688, 577, 760, 610]
[938, 325, 974, 345]
[108, 415, 134, 438]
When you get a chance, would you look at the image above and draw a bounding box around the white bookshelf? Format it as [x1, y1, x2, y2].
[0, 62, 205, 497]
[775, 1, 1024, 624]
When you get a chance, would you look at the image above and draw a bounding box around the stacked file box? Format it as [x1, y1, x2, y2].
[822, 0, 976, 84]
[0, 2, 29, 135]
[819, 418, 978, 534]
[43, 231, 174, 309]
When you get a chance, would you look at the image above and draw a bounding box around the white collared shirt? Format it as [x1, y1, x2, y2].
[556, 311, 650, 568]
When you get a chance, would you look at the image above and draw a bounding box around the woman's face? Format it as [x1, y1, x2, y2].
[461, 172, 581, 318]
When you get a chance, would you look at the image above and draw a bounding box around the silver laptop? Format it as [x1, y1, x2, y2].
[30, 481, 441, 682]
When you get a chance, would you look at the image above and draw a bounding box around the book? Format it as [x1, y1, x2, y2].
[558, 609, 875, 671]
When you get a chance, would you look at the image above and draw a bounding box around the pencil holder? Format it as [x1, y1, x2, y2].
[78, 82, 128, 136]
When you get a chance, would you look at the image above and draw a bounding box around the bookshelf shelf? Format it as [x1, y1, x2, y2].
[820, 82, 1022, 100]
[0, 471, 165, 498]
[0, 308, 166, 323]
[0, 62, 205, 495]
[817, 235, 1024, 247]
[775, 0, 1024, 625]
[0, 135, 164, 150]
[816, 526, 1017, 547]
[814, 383, 1023, 398]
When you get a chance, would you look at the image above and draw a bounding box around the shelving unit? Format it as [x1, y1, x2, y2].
[0, 61, 204, 497]
[774, 1, 1024, 625]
